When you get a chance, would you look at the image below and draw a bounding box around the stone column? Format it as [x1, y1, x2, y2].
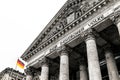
[105, 49, 120, 80]
[24, 67, 33, 80]
[40, 59, 49, 80]
[59, 46, 70, 80]
[79, 60, 88, 80]
[85, 33, 102, 80]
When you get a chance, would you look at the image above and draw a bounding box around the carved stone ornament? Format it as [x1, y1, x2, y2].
[57, 45, 72, 56]
[110, 6, 120, 24]
[41, 58, 50, 67]
[80, 28, 96, 42]
[80, 0, 90, 14]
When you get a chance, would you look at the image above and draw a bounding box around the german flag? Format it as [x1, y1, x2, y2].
[16, 59, 25, 69]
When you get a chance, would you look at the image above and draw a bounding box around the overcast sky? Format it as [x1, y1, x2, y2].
[0, 0, 67, 73]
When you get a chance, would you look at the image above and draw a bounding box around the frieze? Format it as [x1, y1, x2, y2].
[49, 28, 96, 54]
[60, 27, 84, 45]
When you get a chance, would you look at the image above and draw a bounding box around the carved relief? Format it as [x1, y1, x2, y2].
[76, 10, 82, 18]
[57, 45, 72, 55]
[41, 58, 50, 67]
[67, 13, 75, 24]
[80, 0, 90, 14]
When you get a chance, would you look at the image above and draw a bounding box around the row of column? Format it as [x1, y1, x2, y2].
[25, 33, 120, 80]
[25, 15, 120, 80]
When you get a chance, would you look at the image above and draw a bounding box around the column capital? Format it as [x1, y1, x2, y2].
[110, 6, 120, 24]
[84, 29, 95, 42]
[81, 28, 98, 42]
[103, 44, 112, 52]
[41, 58, 50, 67]
[85, 33, 95, 42]
[57, 45, 72, 56]
[24, 67, 35, 76]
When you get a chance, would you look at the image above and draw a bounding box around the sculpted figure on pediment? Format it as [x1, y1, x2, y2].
[67, 0, 90, 18]
[80, 0, 90, 14]
[61, 18, 67, 27]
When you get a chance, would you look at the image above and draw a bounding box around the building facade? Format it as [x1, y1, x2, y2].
[21, 0, 120, 80]
[0, 67, 25, 80]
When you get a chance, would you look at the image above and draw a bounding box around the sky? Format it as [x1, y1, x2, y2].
[0, 0, 67, 73]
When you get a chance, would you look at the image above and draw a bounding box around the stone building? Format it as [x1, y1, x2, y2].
[0, 67, 25, 80]
[21, 0, 120, 80]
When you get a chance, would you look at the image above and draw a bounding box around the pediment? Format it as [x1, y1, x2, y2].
[21, 0, 109, 61]
[25, 0, 99, 50]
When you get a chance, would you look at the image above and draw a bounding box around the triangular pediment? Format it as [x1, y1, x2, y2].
[21, 0, 104, 60]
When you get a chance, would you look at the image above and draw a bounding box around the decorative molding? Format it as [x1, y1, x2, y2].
[80, 28, 95, 42]
[57, 45, 72, 56]
[40, 57, 50, 67]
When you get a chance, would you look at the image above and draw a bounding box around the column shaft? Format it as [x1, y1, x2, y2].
[40, 63, 49, 80]
[85, 35, 102, 80]
[79, 64, 88, 80]
[59, 51, 69, 80]
[105, 50, 120, 80]
[26, 75, 32, 80]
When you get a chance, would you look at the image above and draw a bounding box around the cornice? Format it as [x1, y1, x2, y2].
[21, 0, 110, 61]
